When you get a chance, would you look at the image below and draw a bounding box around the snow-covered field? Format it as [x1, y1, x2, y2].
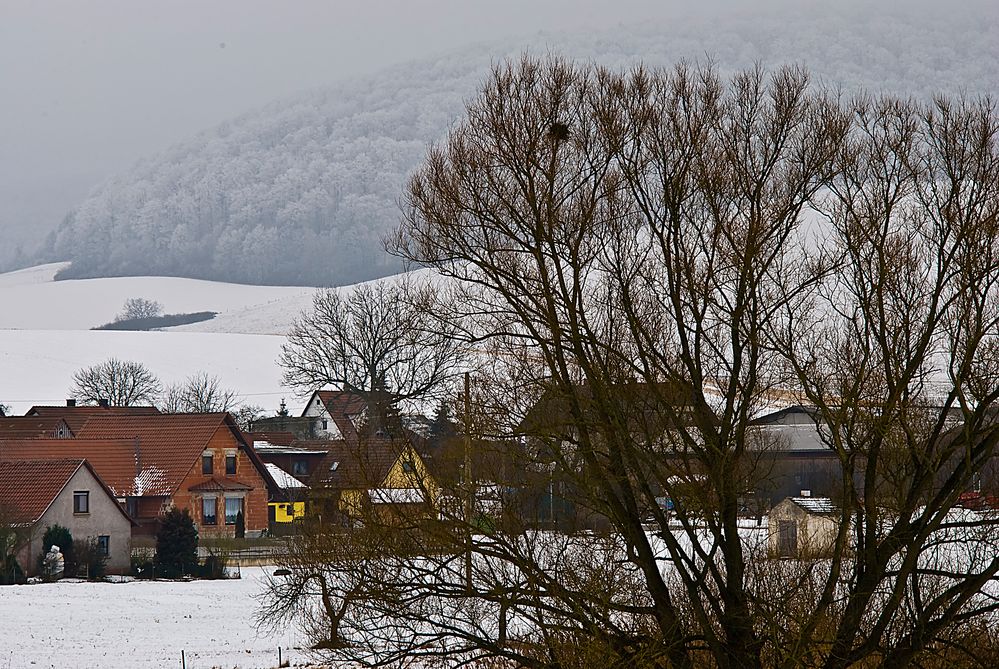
[0, 263, 312, 333]
[0, 263, 437, 415]
[0, 568, 308, 669]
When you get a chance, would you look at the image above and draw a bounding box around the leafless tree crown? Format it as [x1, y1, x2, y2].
[279, 277, 466, 404]
[69, 357, 162, 407]
[160, 372, 238, 413]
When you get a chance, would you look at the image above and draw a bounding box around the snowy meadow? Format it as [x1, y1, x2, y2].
[0, 568, 304, 669]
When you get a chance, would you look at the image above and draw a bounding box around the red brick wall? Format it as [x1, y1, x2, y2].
[173, 426, 270, 537]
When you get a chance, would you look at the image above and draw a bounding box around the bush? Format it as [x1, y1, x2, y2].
[131, 548, 155, 579]
[155, 508, 199, 578]
[94, 311, 216, 331]
[0, 523, 25, 585]
[37, 525, 75, 577]
[0, 554, 24, 585]
[73, 537, 109, 580]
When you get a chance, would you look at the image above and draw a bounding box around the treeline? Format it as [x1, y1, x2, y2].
[35, 5, 997, 286]
[93, 311, 216, 331]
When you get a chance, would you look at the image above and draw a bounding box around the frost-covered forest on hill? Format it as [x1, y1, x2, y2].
[41, 5, 999, 286]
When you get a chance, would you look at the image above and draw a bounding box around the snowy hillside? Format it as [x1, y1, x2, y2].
[40, 4, 999, 286]
[0, 263, 436, 416]
[0, 265, 306, 416]
[0, 262, 311, 331]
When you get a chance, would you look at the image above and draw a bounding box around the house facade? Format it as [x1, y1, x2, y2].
[1, 412, 277, 538]
[0, 459, 133, 576]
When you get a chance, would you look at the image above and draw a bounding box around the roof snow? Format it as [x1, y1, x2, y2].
[265, 463, 308, 489]
[791, 497, 836, 514]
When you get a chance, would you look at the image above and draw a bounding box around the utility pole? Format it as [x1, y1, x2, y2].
[464, 371, 473, 590]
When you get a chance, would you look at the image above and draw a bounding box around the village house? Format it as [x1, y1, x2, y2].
[249, 431, 329, 484]
[0, 459, 133, 576]
[0, 412, 277, 538]
[311, 438, 438, 524]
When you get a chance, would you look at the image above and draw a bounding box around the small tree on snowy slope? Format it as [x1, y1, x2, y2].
[155, 507, 198, 578]
[116, 297, 163, 322]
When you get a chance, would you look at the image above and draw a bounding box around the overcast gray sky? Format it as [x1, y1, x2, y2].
[0, 0, 708, 256]
[0, 0, 971, 262]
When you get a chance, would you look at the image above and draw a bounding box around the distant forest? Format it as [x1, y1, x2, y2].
[38, 6, 999, 286]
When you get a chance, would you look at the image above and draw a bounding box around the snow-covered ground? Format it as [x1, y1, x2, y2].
[0, 568, 307, 669]
[0, 263, 312, 332]
[0, 263, 441, 415]
[0, 329, 288, 416]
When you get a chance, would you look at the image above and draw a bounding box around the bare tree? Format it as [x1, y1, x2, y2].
[70, 358, 162, 407]
[263, 58, 999, 668]
[115, 297, 163, 322]
[279, 277, 467, 406]
[161, 372, 238, 413]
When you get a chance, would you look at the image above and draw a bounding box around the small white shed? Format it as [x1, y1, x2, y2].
[768, 495, 840, 558]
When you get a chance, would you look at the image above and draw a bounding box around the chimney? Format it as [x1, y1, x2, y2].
[66, 399, 76, 407]
[98, 399, 110, 408]
[800, 489, 811, 497]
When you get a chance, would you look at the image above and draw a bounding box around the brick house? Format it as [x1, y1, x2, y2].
[0, 458, 133, 576]
[0, 413, 277, 538]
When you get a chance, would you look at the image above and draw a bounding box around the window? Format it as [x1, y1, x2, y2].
[202, 453, 213, 475]
[402, 460, 416, 474]
[202, 497, 217, 525]
[225, 497, 242, 525]
[97, 535, 110, 556]
[320, 419, 328, 430]
[329, 461, 339, 471]
[225, 453, 236, 475]
[292, 459, 309, 476]
[73, 491, 89, 514]
[126, 497, 138, 518]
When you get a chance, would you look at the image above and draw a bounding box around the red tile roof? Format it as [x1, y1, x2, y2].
[0, 439, 154, 497]
[0, 417, 73, 439]
[0, 459, 85, 524]
[74, 413, 236, 496]
[1, 412, 280, 501]
[26, 405, 161, 433]
[188, 478, 254, 492]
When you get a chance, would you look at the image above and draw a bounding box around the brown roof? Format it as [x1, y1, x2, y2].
[26, 405, 161, 433]
[246, 431, 297, 448]
[312, 438, 412, 490]
[311, 390, 369, 440]
[0, 459, 133, 527]
[0, 417, 74, 439]
[188, 478, 253, 492]
[0, 438, 159, 497]
[0, 459, 85, 524]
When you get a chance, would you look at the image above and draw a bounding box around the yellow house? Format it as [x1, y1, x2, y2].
[314, 439, 439, 522]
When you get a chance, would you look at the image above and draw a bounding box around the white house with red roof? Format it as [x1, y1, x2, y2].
[0, 459, 133, 576]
